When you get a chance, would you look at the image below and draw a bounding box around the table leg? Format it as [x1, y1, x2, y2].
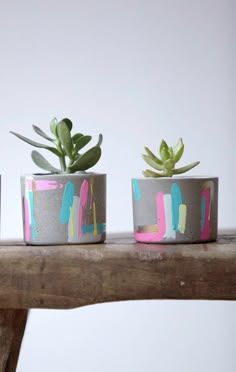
[0, 310, 28, 372]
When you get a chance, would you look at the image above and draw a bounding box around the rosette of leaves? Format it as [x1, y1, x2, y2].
[142, 138, 200, 177]
[10, 117, 103, 174]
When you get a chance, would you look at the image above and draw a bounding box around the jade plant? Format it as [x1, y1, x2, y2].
[10, 117, 103, 174]
[142, 138, 200, 177]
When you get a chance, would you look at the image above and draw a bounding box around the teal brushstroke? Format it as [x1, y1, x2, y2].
[28, 191, 37, 240]
[60, 182, 75, 224]
[132, 179, 140, 201]
[171, 183, 182, 231]
[200, 196, 205, 229]
[81, 223, 106, 234]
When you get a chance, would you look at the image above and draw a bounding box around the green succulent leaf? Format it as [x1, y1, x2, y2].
[32, 125, 54, 142]
[96, 133, 103, 147]
[144, 146, 163, 165]
[74, 135, 92, 153]
[10, 131, 62, 156]
[61, 118, 73, 131]
[168, 146, 174, 160]
[69, 146, 101, 172]
[142, 169, 169, 178]
[56, 121, 73, 159]
[174, 143, 184, 163]
[173, 138, 183, 155]
[31, 150, 61, 173]
[142, 154, 164, 171]
[163, 159, 175, 170]
[72, 133, 84, 143]
[159, 140, 170, 161]
[50, 117, 58, 136]
[172, 161, 200, 175]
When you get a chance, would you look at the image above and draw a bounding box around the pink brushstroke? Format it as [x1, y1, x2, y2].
[25, 179, 63, 191]
[34, 180, 63, 191]
[134, 231, 158, 242]
[24, 197, 30, 241]
[78, 180, 89, 236]
[201, 188, 210, 240]
[135, 192, 166, 242]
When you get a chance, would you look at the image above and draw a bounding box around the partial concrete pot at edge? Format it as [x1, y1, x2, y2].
[21, 173, 106, 245]
[131, 176, 218, 244]
[0, 174, 2, 234]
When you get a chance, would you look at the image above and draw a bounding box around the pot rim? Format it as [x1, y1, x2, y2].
[132, 175, 218, 180]
[21, 172, 106, 178]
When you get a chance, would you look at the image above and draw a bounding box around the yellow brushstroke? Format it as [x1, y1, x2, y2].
[93, 201, 98, 236]
[178, 204, 187, 234]
[69, 206, 74, 237]
[89, 177, 94, 205]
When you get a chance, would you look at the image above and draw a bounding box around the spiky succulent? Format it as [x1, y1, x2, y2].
[142, 138, 200, 177]
[10, 117, 103, 174]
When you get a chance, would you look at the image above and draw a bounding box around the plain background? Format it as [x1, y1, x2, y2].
[0, 0, 235, 371]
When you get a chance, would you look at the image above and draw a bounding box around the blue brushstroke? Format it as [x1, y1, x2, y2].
[171, 183, 182, 231]
[60, 182, 75, 224]
[81, 223, 106, 234]
[132, 179, 141, 201]
[29, 190, 37, 240]
[200, 196, 205, 230]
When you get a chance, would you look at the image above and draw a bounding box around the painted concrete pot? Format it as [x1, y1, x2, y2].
[21, 173, 106, 245]
[132, 176, 218, 244]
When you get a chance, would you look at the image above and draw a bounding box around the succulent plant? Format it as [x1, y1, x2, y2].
[142, 138, 200, 177]
[10, 117, 103, 174]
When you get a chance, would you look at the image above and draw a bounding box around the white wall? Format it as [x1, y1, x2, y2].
[0, 0, 235, 371]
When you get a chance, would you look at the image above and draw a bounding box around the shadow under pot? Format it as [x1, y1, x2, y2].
[21, 173, 106, 245]
[131, 176, 218, 244]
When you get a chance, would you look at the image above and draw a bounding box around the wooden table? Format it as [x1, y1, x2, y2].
[0, 234, 236, 372]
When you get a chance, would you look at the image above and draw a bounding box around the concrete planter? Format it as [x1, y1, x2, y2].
[21, 173, 106, 245]
[132, 176, 218, 243]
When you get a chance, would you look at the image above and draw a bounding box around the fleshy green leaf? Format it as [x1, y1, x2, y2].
[173, 138, 183, 155]
[56, 121, 73, 159]
[72, 133, 84, 143]
[74, 135, 92, 153]
[31, 151, 61, 173]
[61, 118, 73, 131]
[10, 131, 62, 156]
[96, 133, 103, 147]
[32, 125, 54, 142]
[69, 146, 101, 172]
[142, 169, 168, 178]
[163, 159, 175, 170]
[159, 140, 170, 161]
[50, 117, 58, 136]
[142, 154, 164, 171]
[168, 146, 174, 160]
[172, 161, 200, 175]
[144, 146, 163, 165]
[174, 144, 184, 163]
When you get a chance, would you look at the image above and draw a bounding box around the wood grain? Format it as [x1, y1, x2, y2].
[0, 234, 235, 310]
[0, 310, 28, 372]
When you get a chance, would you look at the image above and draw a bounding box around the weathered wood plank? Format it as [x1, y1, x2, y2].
[0, 310, 28, 372]
[0, 234, 235, 309]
